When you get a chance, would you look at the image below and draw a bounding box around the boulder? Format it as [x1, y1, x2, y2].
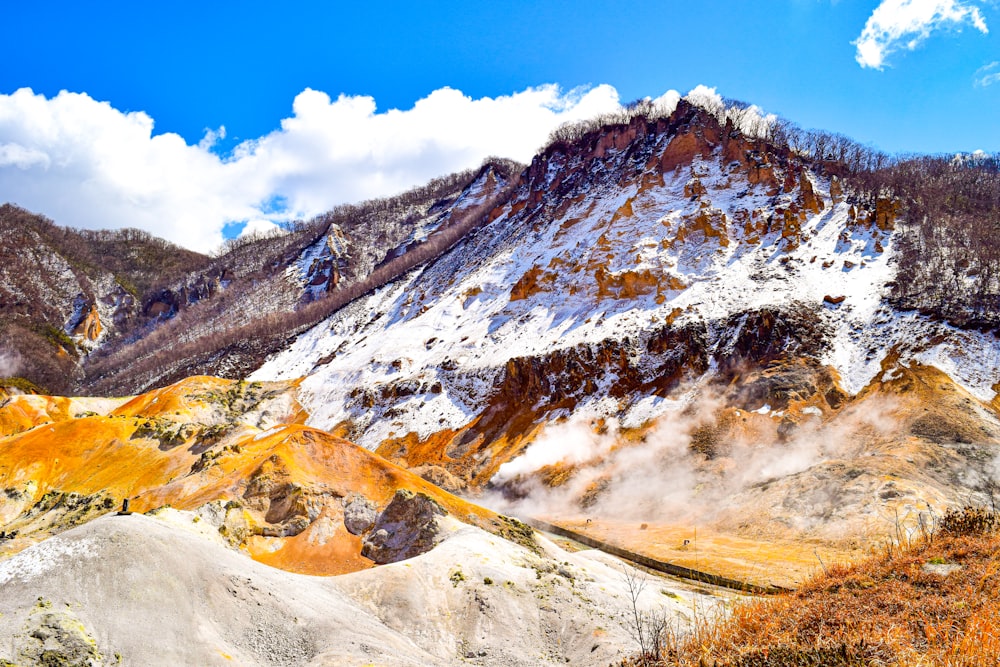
[342, 494, 377, 535]
[361, 489, 447, 564]
[8, 601, 109, 667]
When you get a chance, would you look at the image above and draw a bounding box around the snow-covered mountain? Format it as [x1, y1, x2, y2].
[250, 99, 1000, 539]
[4, 92, 999, 551]
[255, 102, 993, 439]
[4, 93, 1000, 666]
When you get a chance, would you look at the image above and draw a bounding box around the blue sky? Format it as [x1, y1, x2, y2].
[1, 1, 998, 249]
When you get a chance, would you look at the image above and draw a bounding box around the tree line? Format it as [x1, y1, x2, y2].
[83, 166, 517, 394]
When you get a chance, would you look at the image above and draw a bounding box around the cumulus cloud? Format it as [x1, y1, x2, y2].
[0, 143, 50, 170]
[853, 0, 988, 69]
[0, 89, 264, 252]
[975, 60, 1000, 86]
[0, 84, 621, 252]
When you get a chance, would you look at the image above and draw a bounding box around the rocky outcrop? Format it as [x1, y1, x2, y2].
[410, 464, 466, 493]
[847, 196, 898, 234]
[0, 377, 501, 575]
[144, 269, 228, 319]
[728, 360, 845, 412]
[342, 493, 377, 535]
[65, 295, 104, 343]
[241, 455, 317, 538]
[298, 225, 351, 298]
[361, 489, 448, 564]
[720, 307, 828, 371]
[593, 266, 663, 299]
[4, 600, 111, 667]
[509, 265, 550, 301]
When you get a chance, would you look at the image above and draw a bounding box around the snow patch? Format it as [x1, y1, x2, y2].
[914, 337, 1000, 402]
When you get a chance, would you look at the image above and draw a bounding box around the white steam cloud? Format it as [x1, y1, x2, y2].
[493, 412, 621, 483]
[989, 453, 1000, 484]
[0, 347, 22, 378]
[0, 85, 621, 253]
[488, 392, 901, 532]
[853, 0, 988, 69]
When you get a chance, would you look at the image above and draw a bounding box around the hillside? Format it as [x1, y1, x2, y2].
[2, 92, 1000, 665]
[0, 378, 730, 666]
[0, 375, 521, 574]
[0, 159, 520, 397]
[79, 158, 519, 395]
[0, 510, 732, 666]
[249, 98, 1000, 576]
[634, 506, 1000, 666]
[0, 204, 208, 393]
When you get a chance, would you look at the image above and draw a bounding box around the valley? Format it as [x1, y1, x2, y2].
[1, 92, 999, 665]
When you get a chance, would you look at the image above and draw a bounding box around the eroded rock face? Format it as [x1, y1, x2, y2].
[361, 489, 447, 564]
[70, 304, 103, 342]
[410, 465, 466, 493]
[144, 269, 227, 320]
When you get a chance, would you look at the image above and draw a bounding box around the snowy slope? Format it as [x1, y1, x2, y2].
[252, 101, 1000, 462]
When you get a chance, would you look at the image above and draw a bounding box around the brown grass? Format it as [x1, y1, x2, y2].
[622, 507, 1000, 666]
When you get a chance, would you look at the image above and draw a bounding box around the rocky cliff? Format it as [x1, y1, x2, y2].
[0, 205, 208, 393]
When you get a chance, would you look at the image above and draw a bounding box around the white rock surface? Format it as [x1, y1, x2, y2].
[0, 512, 724, 666]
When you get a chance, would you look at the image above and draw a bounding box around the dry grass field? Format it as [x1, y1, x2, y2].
[620, 506, 1000, 666]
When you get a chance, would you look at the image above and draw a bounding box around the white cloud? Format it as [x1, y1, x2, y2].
[853, 0, 988, 69]
[0, 89, 262, 252]
[0, 143, 50, 170]
[975, 60, 1000, 86]
[0, 84, 621, 253]
[198, 125, 226, 151]
[238, 218, 283, 238]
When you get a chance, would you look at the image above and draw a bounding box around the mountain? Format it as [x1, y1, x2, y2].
[249, 99, 1000, 553]
[2, 94, 1000, 665]
[0, 159, 519, 396]
[0, 204, 208, 392]
[81, 158, 517, 394]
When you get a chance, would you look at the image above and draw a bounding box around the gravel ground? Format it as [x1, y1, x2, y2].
[0, 512, 724, 666]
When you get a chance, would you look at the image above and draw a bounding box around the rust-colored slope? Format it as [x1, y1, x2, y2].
[111, 374, 236, 418]
[0, 376, 498, 575]
[0, 415, 181, 497]
[0, 394, 128, 438]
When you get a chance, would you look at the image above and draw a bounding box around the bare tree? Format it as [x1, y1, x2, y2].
[621, 564, 670, 666]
